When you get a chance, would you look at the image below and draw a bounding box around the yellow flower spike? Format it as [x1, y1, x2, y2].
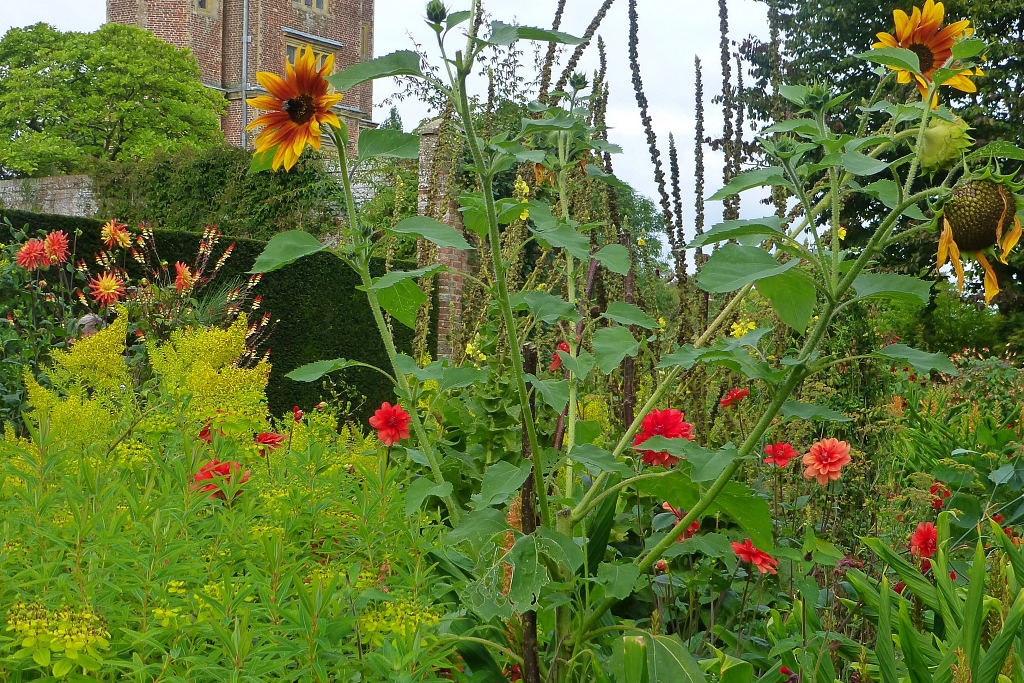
[975, 251, 999, 303]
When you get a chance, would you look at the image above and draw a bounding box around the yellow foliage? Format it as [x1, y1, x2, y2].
[148, 315, 270, 432]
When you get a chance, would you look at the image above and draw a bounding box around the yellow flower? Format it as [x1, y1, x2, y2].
[246, 45, 343, 171]
[872, 1, 980, 102]
[730, 320, 757, 338]
[838, 226, 848, 240]
[637, 238, 646, 247]
[658, 317, 667, 328]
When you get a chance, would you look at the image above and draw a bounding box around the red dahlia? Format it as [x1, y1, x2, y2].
[720, 387, 750, 408]
[193, 459, 250, 499]
[369, 402, 411, 447]
[731, 538, 779, 574]
[549, 341, 571, 371]
[910, 521, 938, 559]
[763, 442, 797, 467]
[633, 408, 694, 467]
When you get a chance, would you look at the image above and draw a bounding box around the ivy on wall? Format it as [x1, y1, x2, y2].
[90, 145, 342, 241]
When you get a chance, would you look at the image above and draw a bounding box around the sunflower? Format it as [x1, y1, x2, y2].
[246, 45, 343, 171]
[937, 172, 1023, 304]
[873, 0, 980, 101]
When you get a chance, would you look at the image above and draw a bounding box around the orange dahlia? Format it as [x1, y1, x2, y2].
[15, 239, 46, 270]
[174, 262, 196, 295]
[88, 271, 125, 307]
[101, 220, 131, 250]
[872, 0, 980, 100]
[802, 437, 852, 485]
[43, 231, 69, 265]
[246, 45, 343, 171]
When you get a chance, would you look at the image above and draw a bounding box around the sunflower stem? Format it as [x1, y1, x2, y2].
[329, 125, 461, 525]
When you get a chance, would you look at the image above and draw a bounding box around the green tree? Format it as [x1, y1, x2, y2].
[0, 22, 225, 178]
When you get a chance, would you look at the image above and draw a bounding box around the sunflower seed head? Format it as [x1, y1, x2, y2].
[944, 179, 1007, 251]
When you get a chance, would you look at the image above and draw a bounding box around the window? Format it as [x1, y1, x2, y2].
[197, 0, 206, 7]
[291, 0, 326, 12]
[285, 43, 333, 73]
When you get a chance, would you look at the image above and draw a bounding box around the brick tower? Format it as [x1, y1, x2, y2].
[106, 0, 376, 148]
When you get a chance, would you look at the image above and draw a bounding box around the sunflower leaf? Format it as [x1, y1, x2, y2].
[874, 344, 959, 376]
[966, 141, 1024, 163]
[484, 22, 583, 46]
[696, 244, 799, 293]
[327, 50, 423, 91]
[708, 167, 789, 202]
[358, 128, 421, 160]
[390, 216, 472, 250]
[855, 47, 920, 75]
[952, 38, 987, 60]
[248, 230, 326, 273]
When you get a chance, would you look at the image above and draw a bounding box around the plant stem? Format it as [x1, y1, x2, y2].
[331, 126, 460, 524]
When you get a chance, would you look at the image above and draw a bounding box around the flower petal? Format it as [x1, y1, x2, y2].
[976, 251, 999, 304]
[256, 71, 296, 101]
[1000, 216, 1023, 263]
[247, 96, 283, 112]
[894, 9, 911, 42]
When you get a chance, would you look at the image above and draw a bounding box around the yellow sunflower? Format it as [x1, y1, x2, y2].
[873, 0, 981, 101]
[246, 45, 343, 171]
[937, 176, 1023, 304]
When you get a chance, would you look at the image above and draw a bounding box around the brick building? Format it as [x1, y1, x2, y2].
[106, 0, 375, 149]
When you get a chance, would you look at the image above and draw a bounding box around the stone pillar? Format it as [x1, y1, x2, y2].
[416, 118, 469, 361]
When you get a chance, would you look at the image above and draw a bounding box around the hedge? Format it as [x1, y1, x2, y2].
[1, 208, 428, 422]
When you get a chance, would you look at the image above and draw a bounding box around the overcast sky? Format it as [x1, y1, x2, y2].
[0, 0, 773, 254]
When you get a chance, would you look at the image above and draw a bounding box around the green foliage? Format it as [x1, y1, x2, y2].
[0, 23, 224, 177]
[91, 144, 341, 240]
[0, 209, 414, 424]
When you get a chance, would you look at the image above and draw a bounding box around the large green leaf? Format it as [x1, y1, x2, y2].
[603, 301, 657, 329]
[524, 373, 569, 412]
[249, 145, 278, 173]
[686, 216, 785, 249]
[516, 290, 582, 324]
[484, 21, 583, 46]
[648, 635, 707, 683]
[697, 244, 798, 293]
[327, 50, 423, 91]
[390, 216, 472, 250]
[966, 140, 1024, 163]
[508, 535, 548, 612]
[951, 38, 987, 60]
[855, 47, 920, 74]
[592, 327, 641, 374]
[568, 444, 633, 477]
[875, 577, 899, 683]
[594, 244, 631, 275]
[978, 588, 1024, 683]
[781, 401, 851, 422]
[357, 128, 420, 160]
[687, 443, 739, 483]
[708, 167, 788, 201]
[439, 366, 489, 394]
[446, 509, 507, 552]
[376, 279, 426, 329]
[248, 231, 326, 273]
[875, 344, 958, 375]
[717, 482, 774, 550]
[531, 223, 591, 260]
[596, 563, 641, 600]
[756, 270, 816, 331]
[537, 528, 585, 573]
[369, 264, 446, 290]
[405, 478, 454, 516]
[841, 151, 890, 176]
[472, 461, 534, 509]
[862, 538, 939, 610]
[556, 350, 595, 379]
[852, 273, 931, 306]
[963, 541, 986, 678]
[897, 603, 931, 683]
[586, 164, 632, 190]
[285, 358, 381, 382]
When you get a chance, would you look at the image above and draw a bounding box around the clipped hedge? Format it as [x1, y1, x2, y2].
[1, 208, 416, 421]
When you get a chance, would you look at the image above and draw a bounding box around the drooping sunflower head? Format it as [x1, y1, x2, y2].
[246, 45, 344, 171]
[937, 170, 1024, 303]
[873, 0, 980, 100]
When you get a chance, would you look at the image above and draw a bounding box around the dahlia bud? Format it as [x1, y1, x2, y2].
[425, 0, 447, 23]
[654, 559, 668, 572]
[919, 116, 973, 174]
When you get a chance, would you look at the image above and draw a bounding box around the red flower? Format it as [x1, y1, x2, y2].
[780, 667, 793, 676]
[801, 438, 851, 485]
[43, 231, 69, 265]
[720, 387, 750, 408]
[174, 262, 196, 294]
[929, 482, 950, 510]
[910, 521, 938, 559]
[894, 580, 906, 594]
[369, 402, 411, 446]
[549, 341, 571, 371]
[633, 408, 694, 467]
[764, 442, 797, 468]
[16, 239, 47, 270]
[731, 538, 778, 575]
[993, 514, 1005, 524]
[192, 459, 250, 499]
[654, 559, 669, 572]
[256, 432, 285, 457]
[662, 502, 701, 540]
[198, 424, 212, 444]
[293, 406, 304, 422]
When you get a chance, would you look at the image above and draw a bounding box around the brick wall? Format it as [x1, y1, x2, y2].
[0, 176, 98, 218]
[107, 0, 374, 150]
[417, 119, 470, 361]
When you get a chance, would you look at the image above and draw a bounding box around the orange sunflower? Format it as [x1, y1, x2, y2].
[873, 0, 980, 100]
[246, 45, 343, 171]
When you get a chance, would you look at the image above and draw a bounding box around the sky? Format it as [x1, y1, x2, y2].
[0, 0, 773, 258]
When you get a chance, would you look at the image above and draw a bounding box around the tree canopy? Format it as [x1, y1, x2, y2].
[0, 22, 225, 178]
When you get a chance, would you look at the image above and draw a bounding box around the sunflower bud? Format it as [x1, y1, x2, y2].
[568, 72, 589, 93]
[425, 0, 447, 23]
[919, 116, 973, 174]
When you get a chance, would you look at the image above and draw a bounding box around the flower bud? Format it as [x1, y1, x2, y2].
[919, 116, 973, 174]
[568, 72, 589, 92]
[425, 0, 447, 23]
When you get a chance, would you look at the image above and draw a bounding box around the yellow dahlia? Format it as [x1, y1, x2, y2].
[937, 176, 1023, 304]
[246, 45, 343, 171]
[873, 0, 980, 100]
